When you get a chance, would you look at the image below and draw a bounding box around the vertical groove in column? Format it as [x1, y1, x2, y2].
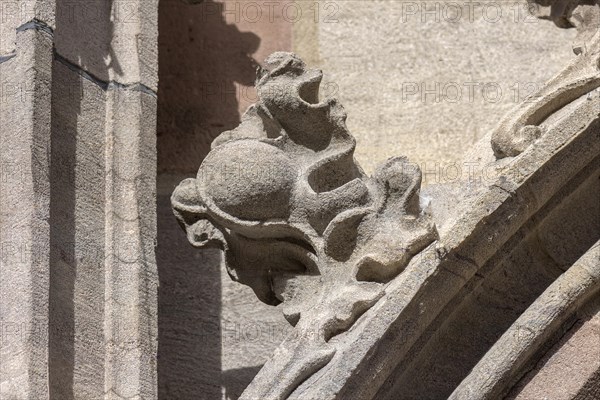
[104, 87, 158, 400]
[28, 25, 53, 399]
[103, 1, 158, 399]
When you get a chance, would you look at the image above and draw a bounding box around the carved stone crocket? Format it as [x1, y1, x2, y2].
[171, 52, 437, 399]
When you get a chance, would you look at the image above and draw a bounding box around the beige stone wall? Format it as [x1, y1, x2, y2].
[297, 1, 576, 177]
[158, 0, 576, 177]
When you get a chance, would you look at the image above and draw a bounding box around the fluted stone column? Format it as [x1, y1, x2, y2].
[1, 1, 158, 398]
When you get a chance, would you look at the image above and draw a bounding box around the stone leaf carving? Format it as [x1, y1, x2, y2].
[491, 0, 600, 158]
[172, 52, 437, 398]
[529, 0, 598, 28]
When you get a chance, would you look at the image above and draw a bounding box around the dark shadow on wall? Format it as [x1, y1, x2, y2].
[157, 0, 260, 398]
[48, 55, 79, 400]
[157, 189, 223, 400]
[222, 366, 263, 400]
[157, 0, 260, 174]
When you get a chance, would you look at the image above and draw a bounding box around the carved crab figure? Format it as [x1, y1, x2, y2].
[172, 52, 437, 327]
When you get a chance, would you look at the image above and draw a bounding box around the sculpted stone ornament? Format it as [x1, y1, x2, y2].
[491, 0, 600, 158]
[172, 52, 437, 398]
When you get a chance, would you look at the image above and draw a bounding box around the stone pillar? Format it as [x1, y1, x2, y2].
[1, 1, 54, 397]
[1, 1, 158, 398]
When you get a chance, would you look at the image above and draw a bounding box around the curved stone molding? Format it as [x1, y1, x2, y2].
[449, 241, 600, 400]
[491, 1, 600, 158]
[172, 52, 436, 398]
